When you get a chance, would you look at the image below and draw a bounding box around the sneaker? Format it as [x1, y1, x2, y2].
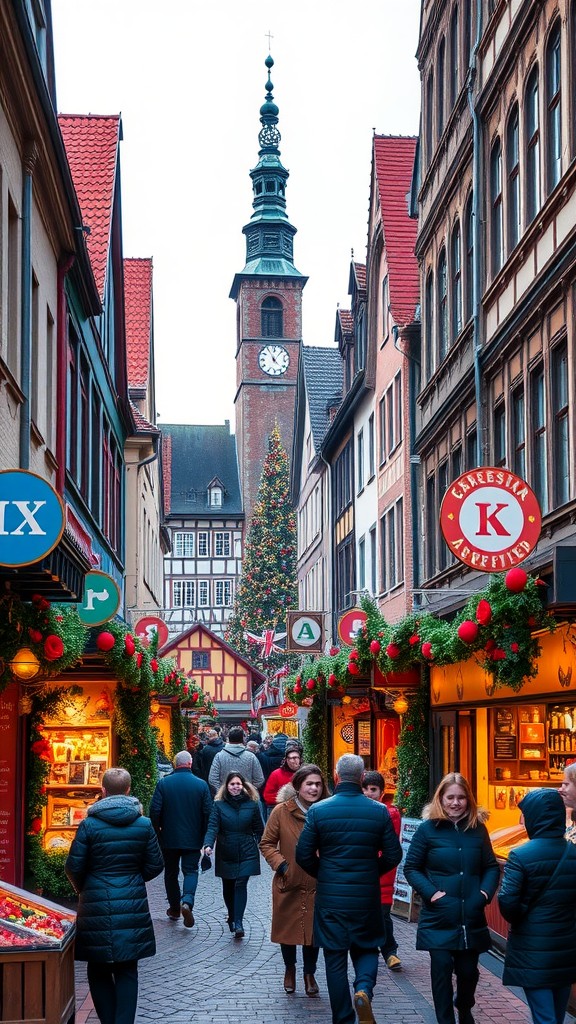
[181, 903, 195, 928]
[385, 954, 402, 971]
[354, 990, 376, 1024]
[166, 908, 180, 921]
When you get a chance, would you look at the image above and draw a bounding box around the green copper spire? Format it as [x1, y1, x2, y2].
[230, 54, 306, 296]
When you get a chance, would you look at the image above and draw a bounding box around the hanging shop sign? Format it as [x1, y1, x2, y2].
[337, 608, 367, 646]
[134, 615, 169, 648]
[77, 571, 121, 626]
[440, 467, 541, 572]
[286, 611, 323, 653]
[0, 470, 65, 567]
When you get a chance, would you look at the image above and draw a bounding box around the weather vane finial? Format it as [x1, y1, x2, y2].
[265, 29, 274, 52]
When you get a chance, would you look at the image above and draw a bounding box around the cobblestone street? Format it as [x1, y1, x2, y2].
[72, 861, 574, 1024]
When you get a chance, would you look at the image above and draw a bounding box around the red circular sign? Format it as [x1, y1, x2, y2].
[337, 608, 367, 646]
[134, 616, 169, 648]
[278, 701, 298, 719]
[440, 467, 541, 572]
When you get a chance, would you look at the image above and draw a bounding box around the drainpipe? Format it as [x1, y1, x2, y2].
[19, 141, 38, 469]
[468, 1, 484, 466]
[56, 255, 75, 494]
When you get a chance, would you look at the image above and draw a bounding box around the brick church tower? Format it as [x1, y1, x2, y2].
[230, 55, 307, 528]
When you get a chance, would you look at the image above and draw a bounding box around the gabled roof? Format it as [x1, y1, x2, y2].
[58, 115, 121, 300]
[336, 309, 354, 341]
[352, 262, 367, 292]
[301, 346, 343, 453]
[124, 258, 152, 391]
[373, 135, 419, 326]
[159, 622, 266, 685]
[161, 423, 243, 517]
[129, 399, 159, 436]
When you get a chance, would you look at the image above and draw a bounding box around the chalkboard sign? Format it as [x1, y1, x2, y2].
[494, 734, 518, 760]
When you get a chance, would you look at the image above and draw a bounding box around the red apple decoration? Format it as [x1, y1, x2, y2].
[421, 641, 434, 660]
[306, 678, 316, 691]
[476, 599, 492, 626]
[369, 640, 381, 655]
[349, 649, 358, 661]
[150, 658, 159, 673]
[386, 643, 401, 660]
[328, 673, 339, 687]
[409, 634, 420, 646]
[505, 567, 528, 592]
[348, 662, 360, 675]
[457, 620, 479, 644]
[124, 634, 136, 656]
[96, 631, 115, 652]
[294, 681, 302, 694]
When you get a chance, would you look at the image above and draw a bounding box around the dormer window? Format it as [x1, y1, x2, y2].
[209, 486, 223, 507]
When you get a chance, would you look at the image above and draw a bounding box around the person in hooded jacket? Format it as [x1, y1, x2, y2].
[202, 772, 264, 938]
[498, 788, 576, 1024]
[257, 732, 290, 782]
[208, 726, 264, 795]
[196, 728, 225, 782]
[404, 772, 499, 1024]
[65, 767, 164, 1024]
[262, 742, 302, 813]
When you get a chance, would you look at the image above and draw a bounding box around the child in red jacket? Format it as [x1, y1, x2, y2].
[362, 770, 402, 971]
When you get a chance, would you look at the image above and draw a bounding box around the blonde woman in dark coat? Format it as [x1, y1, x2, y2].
[260, 763, 328, 997]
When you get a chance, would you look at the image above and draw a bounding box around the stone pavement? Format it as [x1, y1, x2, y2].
[73, 863, 575, 1024]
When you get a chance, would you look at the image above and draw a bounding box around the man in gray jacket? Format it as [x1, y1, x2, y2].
[208, 726, 264, 795]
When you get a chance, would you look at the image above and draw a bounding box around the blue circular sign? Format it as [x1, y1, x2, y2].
[0, 470, 65, 567]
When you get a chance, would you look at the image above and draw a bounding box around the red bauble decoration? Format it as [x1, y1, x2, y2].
[96, 631, 115, 652]
[409, 634, 420, 646]
[30, 817, 42, 835]
[386, 643, 401, 660]
[348, 662, 360, 675]
[485, 639, 496, 652]
[421, 641, 434, 660]
[328, 673, 339, 687]
[294, 681, 302, 694]
[136, 652, 143, 668]
[349, 649, 358, 661]
[527, 615, 537, 628]
[306, 678, 316, 691]
[491, 648, 506, 661]
[191, 692, 199, 703]
[369, 640, 381, 656]
[44, 634, 64, 661]
[457, 620, 479, 644]
[505, 568, 528, 593]
[510, 642, 519, 653]
[124, 634, 136, 656]
[28, 628, 43, 644]
[476, 599, 493, 626]
[150, 658, 159, 673]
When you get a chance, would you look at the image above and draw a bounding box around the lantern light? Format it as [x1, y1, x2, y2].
[10, 647, 40, 681]
[393, 695, 409, 715]
[150, 699, 160, 714]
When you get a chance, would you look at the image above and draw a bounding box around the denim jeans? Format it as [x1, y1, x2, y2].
[523, 986, 572, 1024]
[323, 945, 379, 1024]
[87, 960, 138, 1024]
[162, 848, 200, 910]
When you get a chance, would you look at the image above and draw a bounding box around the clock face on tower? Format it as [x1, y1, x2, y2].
[258, 344, 290, 376]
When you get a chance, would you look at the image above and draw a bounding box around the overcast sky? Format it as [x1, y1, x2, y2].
[52, 1, 422, 428]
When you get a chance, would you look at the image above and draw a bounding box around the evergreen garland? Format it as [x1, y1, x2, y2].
[302, 689, 329, 782]
[226, 425, 298, 675]
[395, 680, 430, 817]
[0, 597, 87, 691]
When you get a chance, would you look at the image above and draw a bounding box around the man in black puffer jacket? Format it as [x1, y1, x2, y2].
[296, 754, 402, 1024]
[65, 767, 163, 1024]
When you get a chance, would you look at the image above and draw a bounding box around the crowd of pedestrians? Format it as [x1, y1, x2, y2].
[65, 729, 576, 1024]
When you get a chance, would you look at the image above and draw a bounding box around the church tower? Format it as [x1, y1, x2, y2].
[231, 55, 307, 528]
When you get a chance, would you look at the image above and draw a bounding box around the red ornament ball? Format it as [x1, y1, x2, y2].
[44, 634, 64, 661]
[491, 648, 506, 661]
[505, 568, 528, 592]
[386, 643, 401, 660]
[150, 658, 159, 673]
[124, 634, 136, 656]
[306, 678, 316, 691]
[349, 649, 358, 661]
[409, 634, 420, 646]
[348, 662, 360, 676]
[294, 681, 302, 694]
[328, 673, 339, 687]
[369, 640, 381, 656]
[421, 641, 434, 660]
[510, 642, 519, 653]
[96, 631, 115, 652]
[476, 599, 493, 626]
[485, 639, 496, 652]
[457, 620, 479, 644]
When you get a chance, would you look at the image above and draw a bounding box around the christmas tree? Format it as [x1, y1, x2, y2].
[226, 424, 297, 676]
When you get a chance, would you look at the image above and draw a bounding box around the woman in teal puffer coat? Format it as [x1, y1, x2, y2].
[65, 767, 164, 1024]
[498, 788, 576, 1024]
[203, 772, 264, 939]
[404, 772, 499, 1024]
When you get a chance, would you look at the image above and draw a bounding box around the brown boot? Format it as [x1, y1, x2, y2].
[283, 966, 296, 993]
[304, 974, 319, 996]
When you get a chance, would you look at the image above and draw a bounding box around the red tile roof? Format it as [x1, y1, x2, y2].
[337, 309, 354, 340]
[129, 399, 159, 435]
[124, 258, 153, 390]
[374, 135, 419, 326]
[353, 262, 367, 291]
[58, 115, 120, 300]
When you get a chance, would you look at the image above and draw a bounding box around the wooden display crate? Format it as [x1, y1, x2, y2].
[0, 936, 75, 1024]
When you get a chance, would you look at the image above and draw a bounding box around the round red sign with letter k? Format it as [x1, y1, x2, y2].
[440, 467, 542, 572]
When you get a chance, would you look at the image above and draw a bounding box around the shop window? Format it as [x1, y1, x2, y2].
[546, 21, 562, 194]
[525, 66, 541, 224]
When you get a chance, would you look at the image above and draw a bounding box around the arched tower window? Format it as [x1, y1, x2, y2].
[261, 296, 283, 337]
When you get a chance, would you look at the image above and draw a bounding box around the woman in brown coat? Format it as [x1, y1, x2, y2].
[260, 763, 328, 997]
